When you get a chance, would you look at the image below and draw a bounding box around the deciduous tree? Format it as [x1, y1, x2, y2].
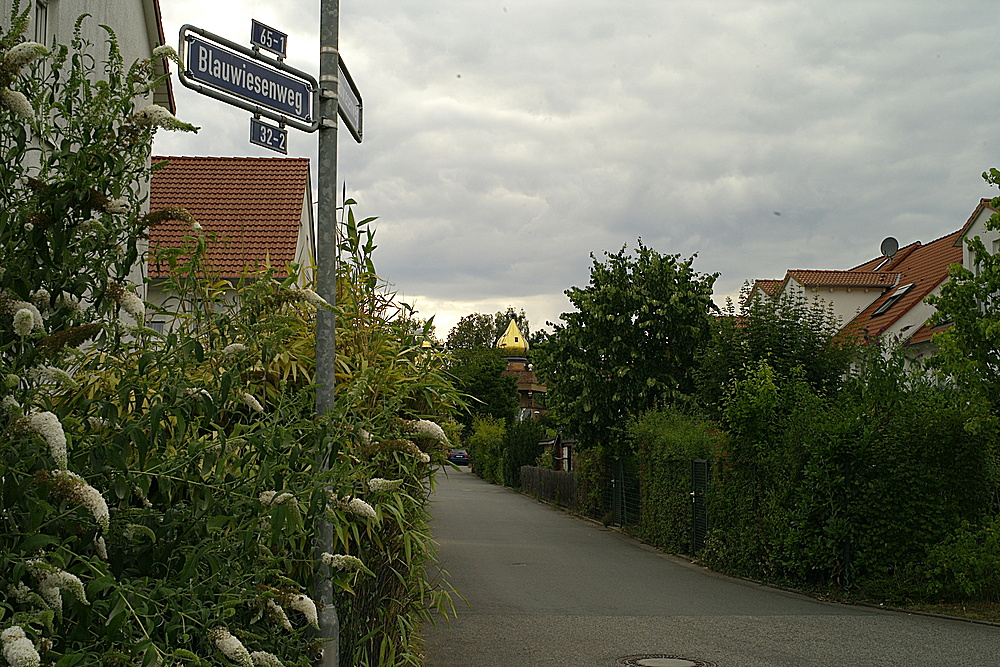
[927, 169, 1000, 431]
[535, 241, 718, 450]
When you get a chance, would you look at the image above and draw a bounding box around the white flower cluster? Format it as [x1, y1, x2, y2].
[328, 494, 377, 520]
[28, 560, 89, 612]
[1, 395, 21, 417]
[119, 291, 145, 319]
[27, 411, 67, 468]
[75, 218, 107, 236]
[222, 343, 246, 357]
[367, 477, 403, 493]
[291, 288, 332, 310]
[208, 627, 252, 667]
[13, 308, 33, 337]
[238, 392, 264, 413]
[86, 416, 109, 431]
[151, 45, 176, 59]
[0, 88, 33, 119]
[4, 299, 42, 332]
[93, 536, 108, 561]
[29, 289, 49, 310]
[320, 553, 364, 571]
[266, 599, 293, 631]
[3, 41, 47, 71]
[286, 594, 319, 629]
[1, 626, 40, 667]
[54, 292, 84, 315]
[132, 104, 193, 131]
[403, 419, 449, 446]
[250, 651, 284, 667]
[105, 198, 129, 214]
[259, 491, 296, 507]
[28, 365, 78, 388]
[7, 583, 33, 604]
[52, 469, 110, 531]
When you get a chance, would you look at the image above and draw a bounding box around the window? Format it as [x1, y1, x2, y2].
[872, 283, 914, 317]
[34, 1, 48, 45]
[149, 321, 165, 334]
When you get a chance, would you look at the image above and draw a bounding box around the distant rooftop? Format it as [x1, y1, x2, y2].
[148, 156, 311, 279]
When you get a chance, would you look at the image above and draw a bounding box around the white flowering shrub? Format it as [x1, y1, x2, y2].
[1, 5, 460, 665]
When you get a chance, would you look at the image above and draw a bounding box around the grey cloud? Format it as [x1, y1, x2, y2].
[157, 0, 1000, 329]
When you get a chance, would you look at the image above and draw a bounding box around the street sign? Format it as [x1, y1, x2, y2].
[338, 57, 363, 143]
[251, 20, 287, 58]
[179, 24, 318, 132]
[250, 117, 287, 154]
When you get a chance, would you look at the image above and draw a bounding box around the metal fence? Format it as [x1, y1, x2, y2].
[607, 456, 641, 529]
[520, 466, 578, 509]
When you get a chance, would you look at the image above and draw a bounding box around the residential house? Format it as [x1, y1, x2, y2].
[749, 198, 997, 360]
[2, 0, 175, 114]
[145, 155, 315, 330]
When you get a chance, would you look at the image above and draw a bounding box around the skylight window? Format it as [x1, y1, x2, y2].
[872, 283, 914, 317]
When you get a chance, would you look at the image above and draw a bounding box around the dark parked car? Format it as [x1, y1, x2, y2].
[447, 448, 469, 465]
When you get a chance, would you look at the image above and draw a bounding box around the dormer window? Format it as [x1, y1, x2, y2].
[872, 283, 914, 317]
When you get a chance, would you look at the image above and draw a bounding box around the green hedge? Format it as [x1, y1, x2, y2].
[702, 359, 998, 601]
[628, 409, 721, 553]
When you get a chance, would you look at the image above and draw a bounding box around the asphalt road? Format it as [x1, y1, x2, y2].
[421, 467, 1000, 667]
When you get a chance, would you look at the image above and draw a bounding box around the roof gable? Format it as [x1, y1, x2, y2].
[148, 156, 312, 279]
[842, 229, 963, 341]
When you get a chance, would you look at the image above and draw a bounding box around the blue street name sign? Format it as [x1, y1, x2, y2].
[251, 20, 287, 58]
[250, 117, 287, 154]
[179, 25, 318, 132]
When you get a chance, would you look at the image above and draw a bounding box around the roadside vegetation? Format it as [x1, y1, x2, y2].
[527, 235, 1000, 616]
[1, 8, 459, 665]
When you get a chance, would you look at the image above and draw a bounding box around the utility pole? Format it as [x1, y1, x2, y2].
[315, 0, 339, 664]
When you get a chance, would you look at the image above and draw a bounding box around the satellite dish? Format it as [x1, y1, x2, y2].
[880, 237, 899, 258]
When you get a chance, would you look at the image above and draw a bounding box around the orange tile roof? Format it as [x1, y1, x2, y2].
[785, 270, 900, 288]
[752, 279, 784, 296]
[148, 156, 311, 279]
[842, 229, 964, 342]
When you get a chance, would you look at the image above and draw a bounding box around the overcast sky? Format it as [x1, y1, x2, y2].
[153, 1, 1000, 338]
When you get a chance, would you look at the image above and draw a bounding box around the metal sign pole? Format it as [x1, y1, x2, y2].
[316, 0, 339, 664]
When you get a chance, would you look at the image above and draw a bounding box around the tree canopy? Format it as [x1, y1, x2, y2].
[446, 307, 530, 350]
[534, 241, 718, 450]
[447, 346, 519, 429]
[694, 286, 856, 417]
[927, 169, 1000, 430]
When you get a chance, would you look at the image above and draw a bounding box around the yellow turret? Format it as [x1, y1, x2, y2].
[496, 319, 529, 356]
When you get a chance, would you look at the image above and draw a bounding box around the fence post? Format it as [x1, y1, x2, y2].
[691, 459, 709, 556]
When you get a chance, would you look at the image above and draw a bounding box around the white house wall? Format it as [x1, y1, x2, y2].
[962, 205, 1000, 270]
[784, 279, 883, 328]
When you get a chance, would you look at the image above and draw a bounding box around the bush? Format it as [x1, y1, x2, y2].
[467, 416, 506, 484]
[702, 350, 998, 600]
[573, 446, 609, 521]
[628, 408, 721, 554]
[0, 13, 458, 665]
[924, 517, 1000, 602]
[502, 419, 547, 487]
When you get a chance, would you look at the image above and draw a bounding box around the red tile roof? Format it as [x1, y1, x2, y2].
[842, 229, 964, 342]
[785, 270, 900, 288]
[752, 279, 784, 297]
[148, 156, 311, 279]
